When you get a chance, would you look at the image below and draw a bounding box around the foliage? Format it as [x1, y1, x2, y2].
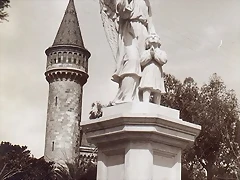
[0, 141, 55, 180]
[54, 159, 97, 180]
[89, 101, 113, 119]
[0, 142, 97, 180]
[89, 73, 240, 179]
[89, 102, 103, 120]
[162, 73, 240, 180]
[0, 0, 10, 22]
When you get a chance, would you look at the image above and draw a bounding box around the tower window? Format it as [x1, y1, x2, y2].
[52, 141, 54, 151]
[53, 52, 57, 63]
[58, 52, 62, 62]
[65, 89, 70, 93]
[73, 53, 77, 64]
[68, 108, 74, 112]
[80, 60, 83, 65]
[63, 52, 67, 62]
[55, 97, 58, 106]
[68, 52, 72, 62]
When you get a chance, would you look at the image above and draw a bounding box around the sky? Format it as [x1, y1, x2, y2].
[0, 0, 239, 158]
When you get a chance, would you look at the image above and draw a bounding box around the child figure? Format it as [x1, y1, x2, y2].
[139, 33, 167, 105]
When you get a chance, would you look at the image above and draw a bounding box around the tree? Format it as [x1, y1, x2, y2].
[0, 141, 98, 180]
[0, 142, 55, 180]
[54, 159, 97, 180]
[162, 73, 240, 180]
[0, 0, 10, 22]
[89, 73, 240, 179]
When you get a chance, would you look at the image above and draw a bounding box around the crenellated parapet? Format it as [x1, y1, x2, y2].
[45, 44, 90, 86]
[45, 69, 89, 85]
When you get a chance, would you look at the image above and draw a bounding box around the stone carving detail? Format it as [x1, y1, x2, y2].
[45, 70, 88, 86]
[99, 0, 167, 105]
[139, 33, 167, 104]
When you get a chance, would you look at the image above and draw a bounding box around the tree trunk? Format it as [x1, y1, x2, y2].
[206, 164, 214, 180]
[207, 172, 214, 180]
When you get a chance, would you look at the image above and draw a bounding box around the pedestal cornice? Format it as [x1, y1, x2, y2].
[81, 103, 201, 151]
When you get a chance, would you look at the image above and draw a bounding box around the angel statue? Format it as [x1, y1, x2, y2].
[139, 33, 167, 105]
[99, 0, 156, 104]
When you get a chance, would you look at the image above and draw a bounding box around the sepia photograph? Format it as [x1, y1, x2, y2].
[0, 0, 239, 179]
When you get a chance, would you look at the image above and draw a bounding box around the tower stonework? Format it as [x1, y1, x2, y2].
[44, 0, 90, 164]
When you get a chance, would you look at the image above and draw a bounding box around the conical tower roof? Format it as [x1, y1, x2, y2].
[52, 0, 85, 48]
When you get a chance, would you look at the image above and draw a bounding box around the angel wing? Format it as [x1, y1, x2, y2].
[99, 0, 119, 62]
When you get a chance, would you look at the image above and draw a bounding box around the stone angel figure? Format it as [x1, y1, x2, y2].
[99, 0, 156, 104]
[139, 33, 167, 105]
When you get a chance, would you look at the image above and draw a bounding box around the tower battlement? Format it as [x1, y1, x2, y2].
[45, 45, 90, 75]
[45, 45, 90, 85]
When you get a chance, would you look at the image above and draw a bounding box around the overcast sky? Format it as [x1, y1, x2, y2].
[0, 0, 239, 158]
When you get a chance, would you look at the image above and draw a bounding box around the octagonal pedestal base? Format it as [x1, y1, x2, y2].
[81, 102, 201, 180]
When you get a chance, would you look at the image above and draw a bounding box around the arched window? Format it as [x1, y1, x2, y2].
[76, 54, 79, 65]
[73, 53, 77, 64]
[63, 52, 67, 62]
[57, 52, 62, 63]
[68, 52, 72, 63]
[53, 52, 57, 63]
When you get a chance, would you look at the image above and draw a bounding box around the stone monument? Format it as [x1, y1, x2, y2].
[81, 0, 201, 179]
[100, 0, 157, 104]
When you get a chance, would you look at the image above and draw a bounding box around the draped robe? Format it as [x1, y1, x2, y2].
[111, 0, 155, 103]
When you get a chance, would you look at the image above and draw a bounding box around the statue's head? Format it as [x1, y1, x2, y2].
[145, 33, 161, 49]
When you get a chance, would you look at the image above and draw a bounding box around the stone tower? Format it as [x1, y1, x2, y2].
[44, 0, 91, 164]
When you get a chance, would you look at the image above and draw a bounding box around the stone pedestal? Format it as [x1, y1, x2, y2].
[81, 102, 201, 180]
